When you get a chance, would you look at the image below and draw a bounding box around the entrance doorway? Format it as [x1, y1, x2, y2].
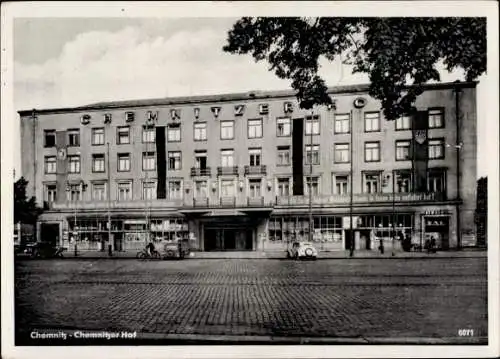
[203, 228, 253, 251]
[40, 223, 59, 245]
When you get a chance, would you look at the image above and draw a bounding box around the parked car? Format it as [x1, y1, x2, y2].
[162, 239, 190, 259]
[286, 242, 318, 260]
[22, 242, 67, 259]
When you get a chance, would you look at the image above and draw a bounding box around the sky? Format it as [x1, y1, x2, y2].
[8, 16, 494, 180]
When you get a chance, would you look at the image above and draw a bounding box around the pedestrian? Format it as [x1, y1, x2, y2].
[378, 237, 384, 254]
[430, 236, 437, 253]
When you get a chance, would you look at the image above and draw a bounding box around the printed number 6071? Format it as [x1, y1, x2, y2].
[458, 329, 474, 336]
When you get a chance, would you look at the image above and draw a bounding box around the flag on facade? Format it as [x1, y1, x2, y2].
[55, 130, 68, 203]
[411, 111, 429, 192]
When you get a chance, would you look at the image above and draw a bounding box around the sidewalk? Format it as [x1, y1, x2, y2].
[61, 248, 487, 260]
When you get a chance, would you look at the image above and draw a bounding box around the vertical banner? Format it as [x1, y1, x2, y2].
[292, 118, 304, 195]
[55, 131, 68, 203]
[411, 111, 429, 192]
[155, 126, 166, 199]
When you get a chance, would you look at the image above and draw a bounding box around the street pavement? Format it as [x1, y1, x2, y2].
[14, 257, 488, 345]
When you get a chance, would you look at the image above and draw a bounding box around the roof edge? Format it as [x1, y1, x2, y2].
[18, 80, 478, 117]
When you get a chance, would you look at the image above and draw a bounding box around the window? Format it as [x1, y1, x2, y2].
[334, 114, 350, 134]
[364, 173, 380, 193]
[305, 176, 320, 196]
[194, 122, 207, 141]
[428, 109, 444, 129]
[195, 151, 207, 169]
[168, 151, 182, 170]
[195, 180, 208, 197]
[117, 126, 130, 144]
[396, 115, 411, 130]
[92, 182, 107, 201]
[428, 139, 445, 159]
[221, 180, 235, 197]
[167, 124, 181, 142]
[143, 181, 157, 200]
[333, 175, 349, 195]
[396, 140, 411, 161]
[277, 146, 290, 166]
[168, 180, 182, 199]
[44, 156, 57, 174]
[428, 169, 446, 193]
[305, 144, 320, 165]
[221, 121, 234, 140]
[249, 148, 261, 166]
[67, 184, 82, 201]
[142, 126, 156, 143]
[277, 178, 291, 196]
[117, 181, 133, 201]
[45, 184, 57, 202]
[249, 179, 262, 197]
[68, 155, 80, 173]
[277, 117, 291, 137]
[125, 111, 135, 122]
[364, 112, 380, 132]
[248, 119, 263, 138]
[221, 149, 234, 167]
[67, 129, 80, 147]
[142, 152, 156, 171]
[334, 143, 349, 163]
[118, 153, 131, 172]
[92, 128, 105, 145]
[305, 115, 320, 135]
[92, 154, 105, 173]
[395, 172, 412, 193]
[44, 130, 56, 148]
[364, 142, 381, 162]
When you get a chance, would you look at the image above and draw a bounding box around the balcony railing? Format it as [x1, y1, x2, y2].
[190, 167, 211, 177]
[247, 197, 264, 207]
[192, 197, 209, 207]
[244, 165, 267, 176]
[220, 196, 236, 207]
[217, 166, 239, 176]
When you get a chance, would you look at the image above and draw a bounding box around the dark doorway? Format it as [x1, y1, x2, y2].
[40, 223, 59, 245]
[114, 233, 124, 251]
[245, 230, 253, 250]
[224, 230, 236, 250]
[204, 229, 217, 251]
[344, 229, 354, 250]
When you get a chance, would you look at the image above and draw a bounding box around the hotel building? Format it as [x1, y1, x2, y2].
[18, 81, 478, 253]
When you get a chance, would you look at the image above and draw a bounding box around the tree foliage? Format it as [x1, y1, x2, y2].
[223, 17, 486, 120]
[14, 177, 43, 224]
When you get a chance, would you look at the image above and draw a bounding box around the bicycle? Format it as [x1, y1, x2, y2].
[136, 248, 161, 260]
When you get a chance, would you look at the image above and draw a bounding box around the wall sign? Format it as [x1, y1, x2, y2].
[283, 102, 293, 113]
[103, 113, 112, 124]
[424, 210, 449, 216]
[194, 108, 200, 119]
[211, 106, 221, 118]
[425, 219, 448, 227]
[170, 109, 181, 120]
[353, 97, 367, 109]
[146, 111, 158, 124]
[234, 104, 245, 116]
[327, 98, 337, 111]
[80, 114, 91, 125]
[259, 103, 269, 115]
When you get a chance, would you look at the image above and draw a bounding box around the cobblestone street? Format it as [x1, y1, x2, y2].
[15, 257, 488, 344]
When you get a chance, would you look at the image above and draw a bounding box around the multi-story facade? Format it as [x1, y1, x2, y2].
[18, 81, 477, 253]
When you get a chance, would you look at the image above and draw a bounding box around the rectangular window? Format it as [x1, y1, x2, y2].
[45, 184, 57, 202]
[195, 150, 207, 169]
[194, 122, 207, 141]
[395, 171, 412, 193]
[167, 124, 181, 142]
[221, 149, 234, 167]
[168, 151, 182, 170]
[117, 126, 130, 144]
[334, 114, 350, 134]
[168, 180, 182, 199]
[67, 129, 80, 147]
[221, 121, 234, 140]
[396, 115, 411, 130]
[92, 182, 107, 201]
[221, 180, 235, 197]
[92, 154, 105, 173]
[305, 115, 320, 135]
[277, 178, 291, 196]
[428, 169, 446, 193]
[142, 126, 156, 143]
[277, 145, 291, 166]
[67, 184, 82, 201]
[44, 130, 56, 148]
[396, 140, 411, 161]
[117, 181, 133, 201]
[92, 128, 105, 145]
[68, 155, 80, 173]
[305, 176, 320, 196]
[305, 144, 320, 165]
[195, 180, 208, 197]
[364, 112, 381, 132]
[143, 181, 157, 200]
[276, 117, 291, 137]
[249, 148, 261, 166]
[142, 151, 156, 171]
[365, 142, 381, 162]
[249, 179, 262, 197]
[428, 139, 445, 159]
[248, 119, 263, 138]
[428, 109, 444, 129]
[334, 143, 349, 163]
[334, 175, 349, 195]
[117, 153, 131, 172]
[44, 156, 57, 174]
[363, 173, 380, 193]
